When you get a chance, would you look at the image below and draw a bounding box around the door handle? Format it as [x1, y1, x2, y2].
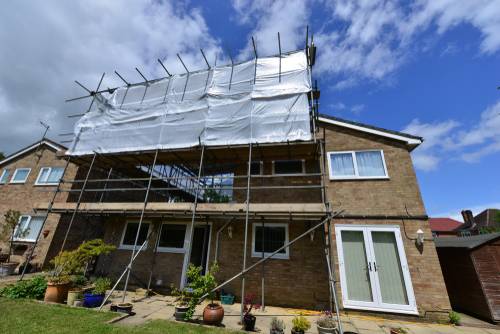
[368, 262, 372, 271]
[373, 262, 377, 272]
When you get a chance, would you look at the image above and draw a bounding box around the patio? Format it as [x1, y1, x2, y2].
[107, 291, 500, 334]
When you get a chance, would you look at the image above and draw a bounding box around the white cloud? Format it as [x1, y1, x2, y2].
[403, 100, 500, 170]
[0, 0, 221, 155]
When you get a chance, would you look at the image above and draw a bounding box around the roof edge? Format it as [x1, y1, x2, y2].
[0, 139, 67, 166]
[318, 114, 423, 149]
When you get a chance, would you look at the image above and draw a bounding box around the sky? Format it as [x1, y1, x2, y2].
[0, 0, 499, 220]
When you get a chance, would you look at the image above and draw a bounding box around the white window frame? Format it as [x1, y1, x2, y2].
[10, 168, 31, 184]
[335, 224, 418, 315]
[13, 215, 43, 242]
[35, 167, 64, 186]
[119, 220, 151, 250]
[0, 169, 10, 184]
[327, 150, 389, 180]
[251, 222, 289, 260]
[272, 159, 306, 175]
[157, 222, 190, 253]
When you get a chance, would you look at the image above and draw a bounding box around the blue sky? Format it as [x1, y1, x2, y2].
[0, 0, 499, 219]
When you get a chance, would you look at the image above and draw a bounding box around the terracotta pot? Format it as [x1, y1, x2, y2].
[44, 281, 70, 303]
[203, 303, 224, 325]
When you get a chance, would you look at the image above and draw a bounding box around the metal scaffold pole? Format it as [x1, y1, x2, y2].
[325, 216, 343, 334]
[59, 152, 97, 253]
[240, 143, 252, 322]
[180, 145, 205, 288]
[122, 149, 159, 302]
[19, 156, 72, 281]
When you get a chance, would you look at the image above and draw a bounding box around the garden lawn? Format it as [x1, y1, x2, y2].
[0, 298, 240, 334]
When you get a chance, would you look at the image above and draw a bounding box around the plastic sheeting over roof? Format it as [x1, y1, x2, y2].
[67, 50, 312, 156]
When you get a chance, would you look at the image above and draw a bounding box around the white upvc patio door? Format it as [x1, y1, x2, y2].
[335, 225, 418, 315]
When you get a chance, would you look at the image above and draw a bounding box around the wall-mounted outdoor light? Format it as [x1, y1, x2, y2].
[416, 229, 424, 246]
[227, 225, 233, 239]
[310, 229, 315, 242]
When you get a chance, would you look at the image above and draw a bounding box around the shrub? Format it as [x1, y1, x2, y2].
[184, 262, 219, 320]
[449, 311, 461, 325]
[292, 315, 311, 332]
[92, 277, 111, 295]
[317, 311, 336, 328]
[0, 275, 47, 299]
[270, 317, 285, 331]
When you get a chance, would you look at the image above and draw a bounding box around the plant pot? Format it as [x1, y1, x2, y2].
[83, 293, 105, 308]
[44, 281, 70, 303]
[116, 303, 133, 314]
[291, 330, 304, 334]
[67, 289, 82, 306]
[317, 325, 337, 334]
[174, 305, 189, 321]
[74, 299, 83, 307]
[271, 329, 285, 334]
[203, 303, 224, 325]
[221, 294, 235, 305]
[244, 314, 256, 331]
[0, 262, 18, 277]
[390, 330, 406, 334]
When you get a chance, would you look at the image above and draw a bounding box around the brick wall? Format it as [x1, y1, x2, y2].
[0, 145, 78, 268]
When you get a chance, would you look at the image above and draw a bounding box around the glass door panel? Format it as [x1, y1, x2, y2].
[370, 231, 409, 305]
[340, 230, 373, 302]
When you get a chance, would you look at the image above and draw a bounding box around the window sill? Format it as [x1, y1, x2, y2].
[156, 247, 186, 254]
[8, 182, 27, 184]
[118, 244, 148, 251]
[12, 239, 36, 243]
[251, 252, 289, 260]
[329, 176, 390, 181]
[34, 183, 59, 186]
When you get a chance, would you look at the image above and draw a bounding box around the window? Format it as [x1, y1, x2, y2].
[0, 169, 10, 184]
[10, 168, 31, 184]
[327, 150, 388, 180]
[35, 167, 64, 185]
[250, 161, 263, 175]
[273, 160, 305, 175]
[157, 223, 187, 253]
[13, 216, 44, 242]
[252, 223, 289, 259]
[120, 222, 150, 250]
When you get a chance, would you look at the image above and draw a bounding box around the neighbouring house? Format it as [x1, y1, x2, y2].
[0, 139, 90, 270]
[429, 218, 463, 237]
[474, 209, 500, 231]
[27, 47, 451, 320]
[435, 233, 500, 323]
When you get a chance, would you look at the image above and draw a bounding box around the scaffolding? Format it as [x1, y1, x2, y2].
[26, 28, 343, 333]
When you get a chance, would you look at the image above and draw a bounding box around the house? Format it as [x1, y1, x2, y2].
[26, 48, 451, 320]
[0, 139, 96, 271]
[429, 218, 462, 237]
[435, 233, 500, 323]
[473, 209, 500, 231]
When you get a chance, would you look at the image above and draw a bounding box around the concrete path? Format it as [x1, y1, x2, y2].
[105, 292, 500, 334]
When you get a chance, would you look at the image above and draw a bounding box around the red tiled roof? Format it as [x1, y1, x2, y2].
[429, 218, 463, 232]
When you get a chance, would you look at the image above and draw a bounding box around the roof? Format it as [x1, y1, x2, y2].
[434, 233, 500, 249]
[429, 218, 463, 232]
[0, 138, 67, 166]
[318, 114, 423, 150]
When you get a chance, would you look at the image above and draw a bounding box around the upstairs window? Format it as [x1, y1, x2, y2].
[273, 160, 305, 175]
[0, 169, 10, 184]
[250, 161, 263, 175]
[35, 167, 64, 185]
[10, 168, 31, 184]
[14, 215, 44, 242]
[252, 223, 289, 259]
[157, 223, 187, 252]
[327, 150, 388, 180]
[120, 222, 150, 250]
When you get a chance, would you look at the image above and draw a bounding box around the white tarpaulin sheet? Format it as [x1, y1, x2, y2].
[68, 50, 312, 155]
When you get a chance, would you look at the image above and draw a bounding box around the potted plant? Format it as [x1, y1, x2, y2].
[316, 311, 337, 334]
[171, 284, 192, 321]
[83, 277, 111, 308]
[0, 210, 22, 277]
[291, 315, 311, 334]
[270, 317, 285, 334]
[390, 328, 408, 334]
[45, 239, 115, 304]
[183, 262, 224, 325]
[242, 293, 261, 331]
[67, 274, 86, 306]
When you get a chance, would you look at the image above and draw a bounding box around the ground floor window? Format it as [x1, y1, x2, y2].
[120, 221, 150, 249]
[252, 223, 289, 259]
[157, 223, 187, 253]
[14, 215, 44, 242]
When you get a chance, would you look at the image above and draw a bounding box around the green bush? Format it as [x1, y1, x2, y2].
[449, 311, 461, 325]
[0, 275, 47, 299]
[292, 315, 311, 332]
[92, 277, 111, 295]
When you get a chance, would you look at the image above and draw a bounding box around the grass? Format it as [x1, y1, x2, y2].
[0, 298, 240, 334]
